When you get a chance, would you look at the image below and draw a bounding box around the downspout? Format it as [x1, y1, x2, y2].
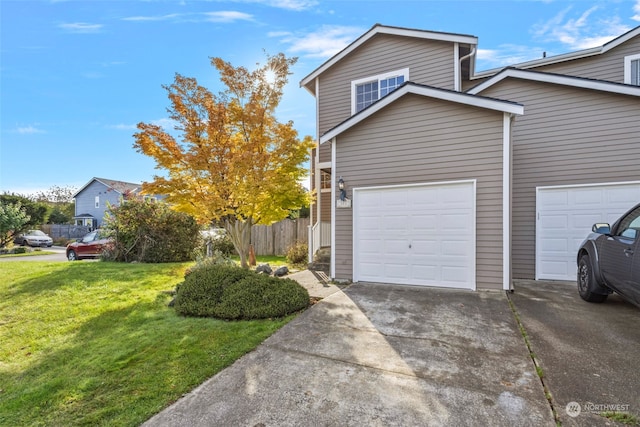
[457, 47, 476, 92]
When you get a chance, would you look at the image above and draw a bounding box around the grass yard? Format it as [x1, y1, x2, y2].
[0, 261, 294, 426]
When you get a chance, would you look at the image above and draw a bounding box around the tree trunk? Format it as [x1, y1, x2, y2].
[225, 217, 253, 269]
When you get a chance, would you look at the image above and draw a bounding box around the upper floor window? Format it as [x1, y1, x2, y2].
[95, 196, 100, 208]
[320, 170, 331, 191]
[624, 53, 640, 86]
[351, 68, 409, 114]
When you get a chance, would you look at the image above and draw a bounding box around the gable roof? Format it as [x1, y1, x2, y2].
[300, 24, 478, 91]
[467, 67, 640, 97]
[473, 25, 640, 79]
[73, 177, 141, 199]
[320, 82, 523, 144]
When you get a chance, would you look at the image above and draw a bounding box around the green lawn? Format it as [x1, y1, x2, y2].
[0, 261, 294, 426]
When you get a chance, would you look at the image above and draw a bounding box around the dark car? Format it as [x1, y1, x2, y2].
[14, 230, 53, 247]
[576, 202, 640, 308]
[66, 230, 111, 261]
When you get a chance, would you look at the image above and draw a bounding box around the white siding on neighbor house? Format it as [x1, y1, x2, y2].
[74, 181, 125, 227]
[333, 94, 506, 290]
[476, 78, 640, 279]
[317, 34, 459, 147]
[525, 36, 640, 84]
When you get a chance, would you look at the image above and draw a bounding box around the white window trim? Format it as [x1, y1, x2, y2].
[95, 196, 99, 208]
[351, 68, 409, 114]
[624, 53, 640, 85]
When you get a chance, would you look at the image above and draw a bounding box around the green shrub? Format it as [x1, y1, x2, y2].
[12, 247, 27, 254]
[174, 265, 309, 320]
[286, 241, 308, 266]
[186, 250, 236, 276]
[101, 199, 201, 263]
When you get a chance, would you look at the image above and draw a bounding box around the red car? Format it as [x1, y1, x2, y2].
[66, 230, 111, 261]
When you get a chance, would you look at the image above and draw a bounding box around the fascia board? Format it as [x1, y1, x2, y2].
[300, 24, 477, 89]
[469, 68, 640, 97]
[472, 26, 640, 80]
[320, 84, 523, 144]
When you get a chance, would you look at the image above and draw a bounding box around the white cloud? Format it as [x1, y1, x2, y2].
[262, 0, 318, 11]
[108, 124, 137, 131]
[532, 5, 631, 50]
[122, 11, 253, 24]
[203, 11, 254, 23]
[122, 13, 182, 22]
[14, 125, 45, 134]
[633, 0, 640, 21]
[275, 25, 365, 58]
[151, 118, 179, 130]
[477, 45, 549, 69]
[58, 22, 103, 33]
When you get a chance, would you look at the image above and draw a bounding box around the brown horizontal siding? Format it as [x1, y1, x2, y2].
[524, 36, 640, 83]
[320, 191, 331, 222]
[334, 94, 506, 290]
[479, 78, 640, 279]
[318, 34, 457, 137]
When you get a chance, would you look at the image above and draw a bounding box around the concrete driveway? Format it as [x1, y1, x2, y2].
[509, 280, 640, 426]
[144, 282, 554, 426]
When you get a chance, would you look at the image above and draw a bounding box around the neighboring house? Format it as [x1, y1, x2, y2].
[73, 177, 158, 228]
[302, 24, 640, 291]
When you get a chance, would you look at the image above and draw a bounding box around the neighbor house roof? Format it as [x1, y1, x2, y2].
[300, 24, 478, 92]
[472, 25, 640, 79]
[72, 177, 141, 199]
[467, 67, 640, 97]
[319, 82, 523, 144]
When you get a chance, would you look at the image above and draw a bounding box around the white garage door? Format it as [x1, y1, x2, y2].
[536, 182, 640, 280]
[353, 181, 475, 289]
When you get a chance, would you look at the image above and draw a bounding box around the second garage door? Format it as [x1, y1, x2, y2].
[536, 182, 640, 281]
[353, 181, 476, 289]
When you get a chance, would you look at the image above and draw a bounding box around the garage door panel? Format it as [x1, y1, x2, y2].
[412, 265, 438, 281]
[386, 239, 409, 254]
[442, 266, 470, 283]
[441, 240, 470, 256]
[355, 181, 476, 289]
[411, 214, 437, 231]
[411, 239, 438, 255]
[537, 183, 640, 280]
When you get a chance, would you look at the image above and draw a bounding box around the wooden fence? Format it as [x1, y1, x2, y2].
[39, 219, 309, 256]
[251, 218, 309, 256]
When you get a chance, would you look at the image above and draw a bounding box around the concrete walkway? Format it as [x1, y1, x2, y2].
[144, 280, 554, 426]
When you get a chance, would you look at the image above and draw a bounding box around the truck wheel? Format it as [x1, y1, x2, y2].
[577, 255, 608, 303]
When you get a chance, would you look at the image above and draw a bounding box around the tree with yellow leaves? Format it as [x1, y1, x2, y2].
[133, 53, 314, 268]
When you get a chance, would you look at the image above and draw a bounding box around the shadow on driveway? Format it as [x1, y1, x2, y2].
[509, 280, 640, 426]
[144, 282, 553, 426]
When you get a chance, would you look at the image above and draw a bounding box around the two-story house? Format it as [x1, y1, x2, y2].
[302, 24, 640, 291]
[73, 177, 157, 229]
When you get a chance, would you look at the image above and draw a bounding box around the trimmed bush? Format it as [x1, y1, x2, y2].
[174, 265, 309, 320]
[286, 241, 308, 266]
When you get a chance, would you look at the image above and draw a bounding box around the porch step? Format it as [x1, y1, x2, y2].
[308, 247, 330, 274]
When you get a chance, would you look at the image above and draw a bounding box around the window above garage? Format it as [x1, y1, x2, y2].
[624, 53, 640, 86]
[351, 68, 409, 114]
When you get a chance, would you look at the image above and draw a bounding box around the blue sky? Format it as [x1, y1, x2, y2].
[1, 0, 639, 195]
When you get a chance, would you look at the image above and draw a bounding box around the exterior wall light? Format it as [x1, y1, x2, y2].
[338, 176, 346, 201]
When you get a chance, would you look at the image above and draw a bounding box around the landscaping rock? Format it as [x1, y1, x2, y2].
[256, 264, 272, 275]
[274, 266, 289, 277]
